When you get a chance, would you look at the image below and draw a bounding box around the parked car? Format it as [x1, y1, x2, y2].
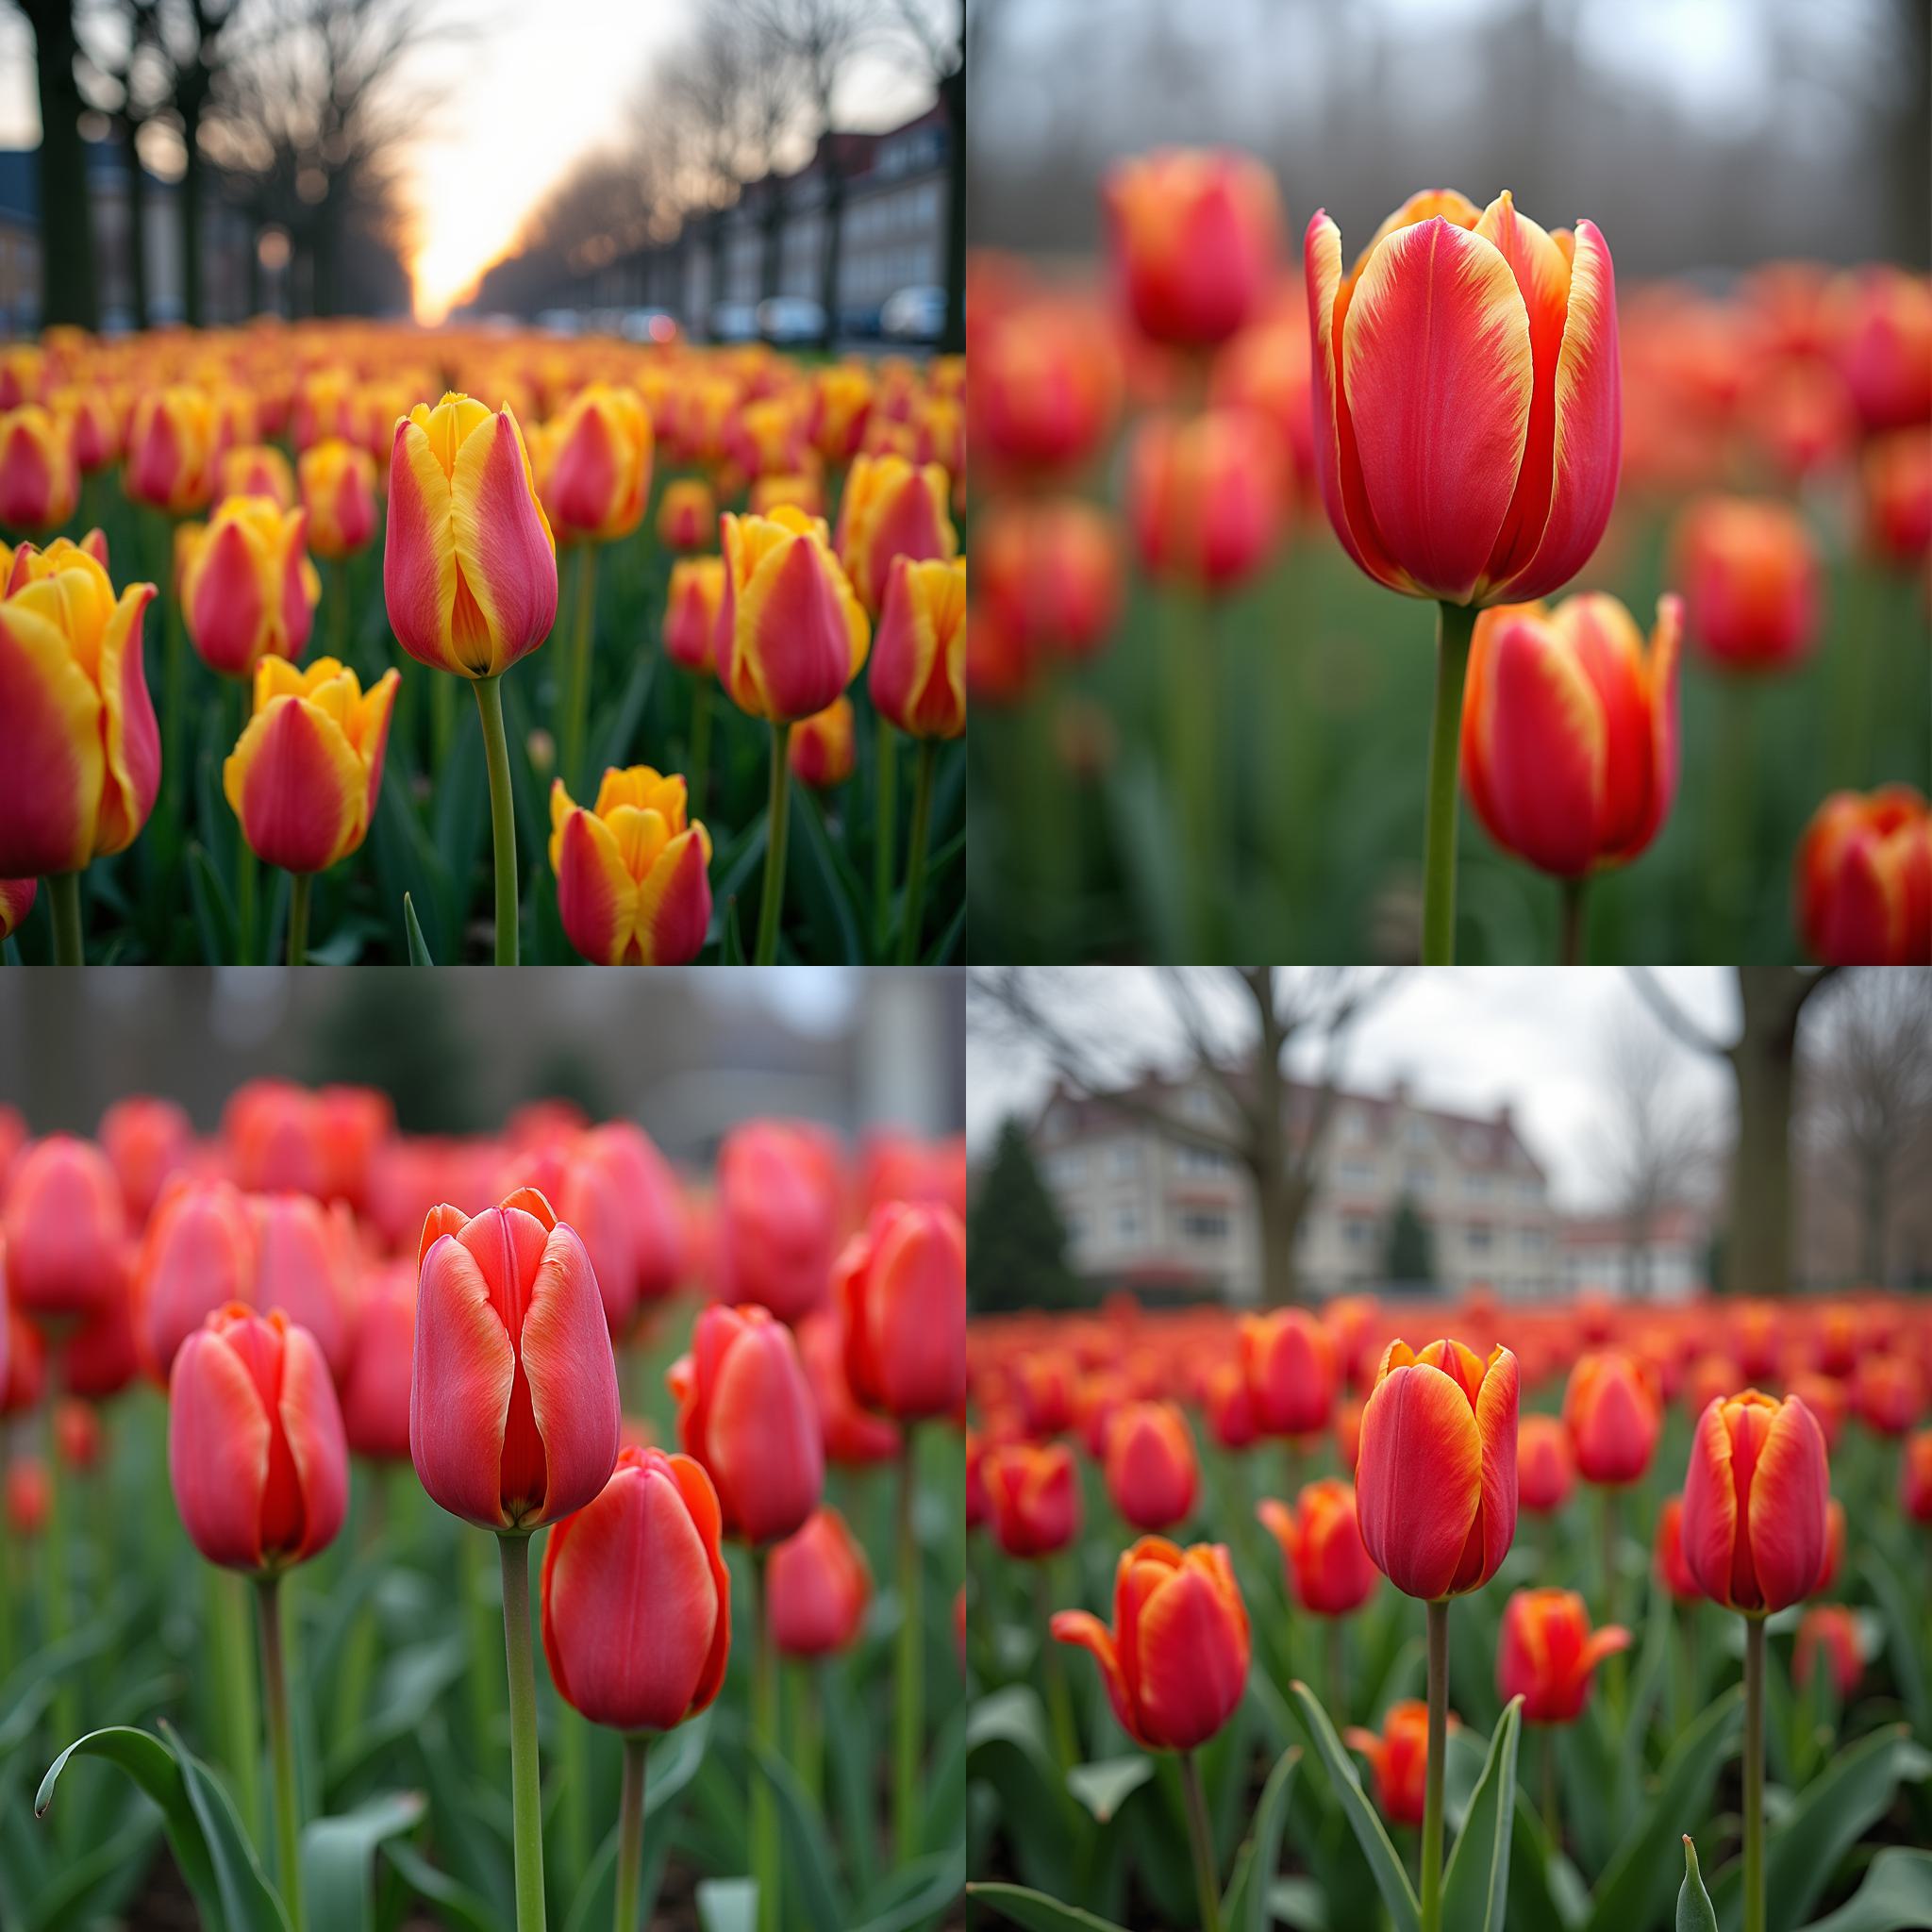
[758, 296, 827, 345]
[839, 303, 885, 341]
[621, 308, 681, 344]
[880, 285, 946, 342]
[709, 302, 758, 342]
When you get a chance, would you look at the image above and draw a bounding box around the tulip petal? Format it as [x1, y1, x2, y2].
[555, 806, 635, 965]
[1132, 1561, 1246, 1750]
[1342, 217, 1533, 603]
[0, 599, 104, 874]
[450, 409, 558, 675]
[188, 518, 268, 678]
[1680, 1398, 1739, 1606]
[1471, 1349, 1520, 1588]
[168, 1328, 270, 1569]
[668, 1452, 733, 1713]
[410, 1233, 517, 1528]
[518, 1221, 620, 1524]
[226, 697, 362, 874]
[384, 417, 459, 671]
[1050, 1608, 1136, 1740]
[1357, 1360, 1481, 1599]
[1746, 1397, 1829, 1612]
[634, 825, 713, 967]
[278, 1322, 347, 1563]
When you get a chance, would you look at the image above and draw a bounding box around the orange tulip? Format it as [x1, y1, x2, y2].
[974, 497, 1122, 667]
[768, 1505, 872, 1658]
[1681, 1390, 1829, 1614]
[1861, 427, 1931, 567]
[1563, 1350, 1662, 1486]
[1257, 1477, 1379, 1616]
[1127, 408, 1285, 592]
[1674, 497, 1821, 672]
[983, 1441, 1080, 1559]
[547, 766, 712, 967]
[971, 292, 1122, 477]
[1854, 1354, 1925, 1436]
[1517, 1414, 1574, 1515]
[1496, 1588, 1629, 1723]
[1241, 1307, 1338, 1439]
[1794, 786, 1932, 965]
[1344, 1700, 1447, 1825]
[1103, 1400, 1199, 1532]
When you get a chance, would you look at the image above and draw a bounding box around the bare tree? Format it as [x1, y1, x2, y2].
[1631, 967, 1839, 1296]
[12, 0, 98, 326]
[77, 0, 164, 327]
[971, 967, 1392, 1305]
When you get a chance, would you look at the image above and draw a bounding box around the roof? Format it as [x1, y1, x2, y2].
[1562, 1205, 1709, 1248]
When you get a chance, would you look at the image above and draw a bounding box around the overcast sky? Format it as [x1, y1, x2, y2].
[967, 968, 1746, 1214]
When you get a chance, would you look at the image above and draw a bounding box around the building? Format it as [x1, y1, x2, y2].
[1031, 1073, 1559, 1303]
[1559, 1205, 1710, 1302]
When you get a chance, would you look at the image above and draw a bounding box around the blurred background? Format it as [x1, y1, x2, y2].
[965, 0, 1932, 965]
[0, 964, 966, 1145]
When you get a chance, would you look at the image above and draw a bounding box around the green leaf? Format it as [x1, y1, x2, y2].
[591, 643, 658, 777]
[791, 784, 866, 962]
[1065, 1755, 1154, 1824]
[696, 1875, 758, 1932]
[1441, 1695, 1522, 1932]
[1862, 1548, 1930, 1740]
[382, 1843, 499, 1932]
[848, 1850, 967, 1932]
[966, 1685, 1087, 1899]
[300, 1790, 425, 1932]
[747, 1732, 847, 1932]
[1221, 1744, 1299, 1932]
[1678, 1836, 1720, 1932]
[403, 891, 434, 964]
[1797, 1850, 1932, 1932]
[185, 841, 238, 962]
[963, 1881, 1133, 1931]
[1286, 1678, 1422, 1932]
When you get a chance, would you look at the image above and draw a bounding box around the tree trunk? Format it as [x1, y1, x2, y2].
[760, 189, 783, 304]
[708, 215, 726, 338]
[1860, 1164, 1888, 1286]
[1253, 1158, 1298, 1307]
[24, 0, 97, 328]
[120, 119, 149, 329]
[1723, 970, 1817, 1297]
[816, 149, 843, 354]
[939, 34, 965, 353]
[179, 97, 206, 325]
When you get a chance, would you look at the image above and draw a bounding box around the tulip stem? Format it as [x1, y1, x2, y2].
[1541, 1724, 1559, 1849]
[752, 1546, 780, 1932]
[1037, 1560, 1078, 1772]
[211, 1568, 262, 1848]
[1180, 1750, 1224, 1932]
[874, 710, 897, 955]
[562, 545, 598, 794]
[755, 724, 794, 965]
[47, 872, 83, 966]
[42, 1402, 76, 1820]
[287, 872, 309, 967]
[327, 559, 348, 670]
[236, 842, 257, 964]
[688, 678, 712, 815]
[1423, 603, 1477, 964]
[895, 1432, 924, 1860]
[256, 1574, 305, 1932]
[497, 1532, 547, 1932]
[1421, 1598, 1449, 1932]
[1743, 1614, 1766, 1932]
[613, 1734, 648, 1932]
[1559, 875, 1588, 966]
[897, 738, 938, 964]
[1326, 1617, 1345, 1725]
[475, 676, 520, 966]
[1168, 585, 1216, 951]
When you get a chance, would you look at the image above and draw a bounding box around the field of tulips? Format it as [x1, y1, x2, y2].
[0, 1081, 968, 1930]
[0, 325, 965, 967]
[966, 153, 1932, 966]
[963, 1292, 1932, 1932]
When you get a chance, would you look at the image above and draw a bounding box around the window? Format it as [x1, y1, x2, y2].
[1344, 1215, 1374, 1249]
[1176, 1143, 1229, 1176]
[1468, 1224, 1493, 1253]
[1404, 1165, 1433, 1196]
[1065, 1211, 1090, 1246]
[1107, 1142, 1139, 1181]
[1466, 1172, 1492, 1199]
[1180, 1210, 1228, 1243]
[1521, 1228, 1545, 1253]
[1115, 1205, 1142, 1247]
[1048, 1148, 1087, 1186]
[1338, 1158, 1377, 1189]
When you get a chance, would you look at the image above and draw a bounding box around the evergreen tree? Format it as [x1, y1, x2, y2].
[1385, 1196, 1437, 1289]
[968, 1117, 1083, 1314]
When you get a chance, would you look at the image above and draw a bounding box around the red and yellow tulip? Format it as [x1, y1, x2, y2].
[299, 439, 380, 561]
[789, 697, 856, 789]
[547, 765, 712, 967]
[718, 506, 869, 724]
[1794, 785, 1932, 965]
[871, 556, 965, 741]
[834, 454, 957, 616]
[0, 407, 78, 532]
[178, 496, 320, 679]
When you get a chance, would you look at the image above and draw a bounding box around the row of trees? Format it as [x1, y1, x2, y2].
[472, 0, 965, 351]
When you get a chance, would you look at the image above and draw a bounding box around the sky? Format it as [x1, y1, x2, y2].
[0, 0, 938, 324]
[966, 968, 1744, 1214]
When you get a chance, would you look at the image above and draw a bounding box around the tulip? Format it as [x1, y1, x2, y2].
[0, 875, 33, 940]
[1794, 786, 1932, 965]
[541, 383, 653, 546]
[748, 471, 824, 520]
[798, 1310, 901, 1465]
[713, 1121, 841, 1324]
[1307, 190, 1620, 960]
[1854, 1354, 1925, 1436]
[578, 1120, 687, 1307]
[871, 555, 966, 742]
[178, 496, 320, 681]
[1495, 1588, 1628, 1724]
[1861, 427, 1932, 567]
[340, 1260, 414, 1462]
[134, 1178, 256, 1376]
[1203, 1359, 1257, 1449]
[1257, 1476, 1379, 1617]
[6, 1456, 49, 1536]
[1517, 1414, 1574, 1515]
[1833, 266, 1932, 432]
[52, 386, 121, 474]
[1105, 149, 1280, 346]
[217, 444, 293, 509]
[547, 765, 712, 968]
[1655, 1494, 1701, 1604]
[1900, 1429, 1932, 1523]
[982, 1441, 1079, 1558]
[1815, 1499, 1847, 1596]
[833, 454, 956, 619]
[974, 497, 1122, 668]
[495, 1138, 639, 1336]
[97, 1094, 192, 1222]
[0, 537, 158, 958]
[657, 478, 716, 552]
[248, 1192, 355, 1382]
[0, 406, 78, 531]
[4, 1134, 125, 1324]
[1345, 1700, 1450, 1827]
[664, 556, 724, 674]
[767, 1504, 871, 1658]
[1794, 1604, 1861, 1702]
[1241, 1307, 1338, 1440]
[807, 364, 873, 461]
[3, 1305, 45, 1415]
[1103, 1400, 1199, 1532]
[1127, 408, 1286, 592]
[789, 697, 856, 789]
[1564, 1350, 1662, 1487]
[298, 439, 379, 561]
[971, 291, 1122, 476]
[125, 387, 215, 515]
[834, 1199, 966, 1421]
[1674, 496, 1821, 673]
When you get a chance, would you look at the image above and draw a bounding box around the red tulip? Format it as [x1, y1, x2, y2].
[1257, 1477, 1379, 1616]
[667, 1302, 824, 1546]
[2, 1305, 45, 1414]
[340, 1260, 414, 1462]
[834, 1200, 965, 1422]
[1854, 1354, 1925, 1436]
[495, 1139, 639, 1337]
[578, 1122, 687, 1307]
[982, 1441, 1079, 1559]
[98, 1096, 193, 1224]
[1517, 1414, 1574, 1515]
[1655, 1495, 1701, 1604]
[6, 1456, 48, 1535]
[1344, 1700, 1446, 1826]
[249, 1192, 356, 1381]
[1203, 1359, 1257, 1451]
[134, 1178, 256, 1378]
[56, 1394, 101, 1470]
[1241, 1307, 1338, 1439]
[1104, 1400, 1198, 1533]
[411, 1188, 620, 1533]
[1674, 497, 1821, 672]
[1903, 1429, 1932, 1524]
[1496, 1588, 1629, 1723]
[768, 1506, 872, 1658]
[1815, 1499, 1847, 1596]
[713, 1122, 841, 1324]
[1681, 1390, 1829, 1614]
[797, 1310, 901, 1466]
[1563, 1350, 1662, 1487]
[168, 1304, 347, 1573]
[4, 1134, 125, 1322]
[540, 1444, 730, 1733]
[1794, 786, 1932, 966]
[1127, 409, 1285, 592]
[1794, 1605, 1861, 1701]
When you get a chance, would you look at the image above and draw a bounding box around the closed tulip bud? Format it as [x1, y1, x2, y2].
[972, 293, 1122, 476]
[1336, 1396, 1365, 1474]
[1211, 314, 1314, 488]
[291, 369, 356, 452]
[299, 440, 379, 561]
[0, 538, 158, 878]
[412, 1188, 621, 1533]
[1203, 1359, 1257, 1450]
[4, 1134, 125, 1322]
[1855, 1355, 1925, 1436]
[125, 386, 215, 514]
[0, 875, 34, 938]
[386, 392, 557, 678]
[974, 498, 1122, 665]
[2, 1305, 44, 1414]
[0, 407, 78, 531]
[169, 1304, 347, 1572]
[542, 384, 653, 544]
[1674, 497, 1821, 672]
[547, 766, 712, 967]
[1103, 1400, 1199, 1532]
[1563, 1350, 1663, 1487]
[1794, 1605, 1861, 1701]
[99, 1095, 192, 1222]
[768, 1505, 871, 1658]
[714, 1121, 841, 1324]
[56, 1395, 100, 1470]
[1462, 592, 1681, 877]
[718, 506, 870, 723]
[1681, 1390, 1829, 1614]
[808, 365, 873, 462]
[657, 479, 716, 553]
[248, 1192, 355, 1380]
[667, 1302, 824, 1546]
[1861, 427, 1932, 567]
[578, 1121, 687, 1306]
[1900, 1430, 1932, 1523]
[1258, 1477, 1379, 1616]
[6, 1457, 49, 1536]
[1052, 1537, 1249, 1751]
[540, 1444, 731, 1732]
[1357, 1338, 1520, 1601]
[1496, 1588, 1629, 1724]
[1832, 267, 1932, 433]
[789, 697, 857, 788]
[1241, 1307, 1338, 1439]
[1128, 408, 1285, 592]
[0, 346, 42, 410]
[833, 1199, 965, 1420]
[341, 1260, 415, 1461]
[871, 555, 966, 741]
[664, 556, 724, 674]
[1794, 786, 1932, 966]
[834, 455, 957, 617]
[983, 1441, 1080, 1558]
[220, 443, 295, 508]
[135, 1178, 256, 1376]
[180, 497, 320, 679]
[798, 1309, 901, 1465]
[1345, 1701, 1448, 1825]
[224, 658, 398, 874]
[1105, 149, 1280, 347]
[1307, 190, 1618, 607]
[52, 387, 121, 473]
[1518, 1414, 1574, 1515]
[1655, 1494, 1701, 1603]
[1788, 1373, 1847, 1452]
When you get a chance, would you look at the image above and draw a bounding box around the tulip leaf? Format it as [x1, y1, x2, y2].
[381, 1843, 500, 1932]
[1861, 1548, 1930, 1740]
[1065, 1754, 1155, 1824]
[695, 1875, 758, 1932]
[1286, 1678, 1423, 1932]
[964, 1881, 1134, 1931]
[1441, 1694, 1522, 1932]
[24, 1816, 159, 1932]
[791, 784, 865, 963]
[1796, 1849, 1932, 1932]
[299, 1790, 425, 1932]
[185, 840, 238, 963]
[967, 1686, 1089, 1899]
[1221, 1743, 1300, 1932]
[591, 644, 657, 781]
[747, 1731, 848, 1932]
[1678, 1835, 1720, 1932]
[403, 891, 434, 964]
[849, 1849, 969, 1932]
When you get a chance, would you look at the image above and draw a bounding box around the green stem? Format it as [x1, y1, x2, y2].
[327, 559, 347, 669]
[1326, 1616, 1345, 1726]
[1422, 1599, 1449, 1932]
[1180, 1750, 1224, 1932]
[286, 872, 309, 967]
[688, 677, 712, 814]
[1168, 584, 1214, 951]
[612, 1734, 648, 1932]
[895, 1431, 924, 1860]
[475, 675, 520, 965]
[1037, 1560, 1078, 1773]
[461, 1529, 495, 1760]
[47, 871, 83, 966]
[1707, 680, 1754, 955]
[257, 1574, 305, 1932]
[790, 1665, 823, 1817]
[1559, 874, 1588, 966]
[42, 1403, 75, 1790]
[432, 672, 455, 772]
[754, 723, 793, 964]
[561, 1698, 589, 1902]
[236, 841, 257, 964]
[1423, 602, 1477, 964]
[1541, 1724, 1559, 1849]
[896, 738, 938, 964]
[752, 1546, 780, 1932]
[874, 709, 898, 954]
[562, 544, 598, 793]
[1743, 1614, 1765, 1932]
[212, 1567, 261, 1847]
[497, 1532, 546, 1932]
